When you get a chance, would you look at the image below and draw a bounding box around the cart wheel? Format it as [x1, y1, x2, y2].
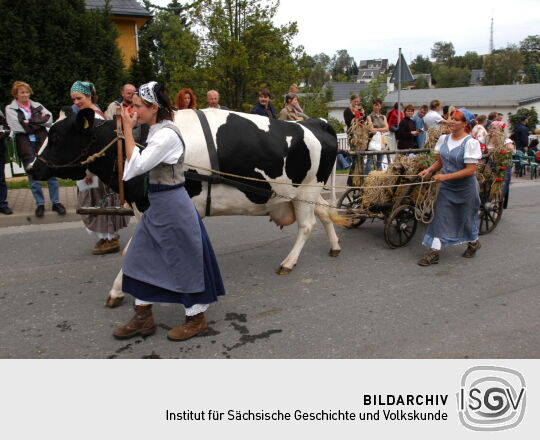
[479, 192, 503, 235]
[384, 205, 418, 249]
[337, 188, 366, 228]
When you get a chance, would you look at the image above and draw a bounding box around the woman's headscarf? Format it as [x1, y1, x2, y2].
[137, 81, 161, 107]
[490, 121, 506, 132]
[71, 80, 94, 96]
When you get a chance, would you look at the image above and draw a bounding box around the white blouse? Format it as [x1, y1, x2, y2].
[123, 121, 184, 181]
[423, 110, 443, 129]
[434, 134, 482, 164]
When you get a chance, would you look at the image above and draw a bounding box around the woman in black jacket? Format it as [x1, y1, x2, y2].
[396, 104, 420, 150]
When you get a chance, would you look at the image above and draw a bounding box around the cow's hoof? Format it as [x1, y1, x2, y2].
[328, 249, 341, 257]
[104, 295, 125, 308]
[275, 265, 293, 275]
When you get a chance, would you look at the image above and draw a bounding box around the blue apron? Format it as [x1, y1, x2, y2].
[423, 135, 480, 248]
[122, 183, 225, 307]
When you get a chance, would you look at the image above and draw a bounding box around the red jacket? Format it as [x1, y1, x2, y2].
[386, 109, 404, 127]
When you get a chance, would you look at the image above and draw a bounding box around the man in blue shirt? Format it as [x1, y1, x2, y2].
[250, 88, 277, 119]
[514, 115, 530, 151]
[413, 105, 428, 148]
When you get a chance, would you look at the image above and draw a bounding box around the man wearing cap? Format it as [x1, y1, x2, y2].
[513, 115, 530, 151]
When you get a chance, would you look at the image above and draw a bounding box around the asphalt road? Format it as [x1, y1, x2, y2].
[1, 183, 538, 359]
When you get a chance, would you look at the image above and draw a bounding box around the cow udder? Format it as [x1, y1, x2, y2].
[268, 201, 296, 227]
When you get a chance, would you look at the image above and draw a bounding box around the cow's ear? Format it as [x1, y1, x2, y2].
[75, 108, 95, 133]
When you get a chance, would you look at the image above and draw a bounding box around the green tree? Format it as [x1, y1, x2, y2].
[508, 107, 538, 133]
[519, 35, 540, 65]
[450, 51, 483, 70]
[359, 74, 387, 115]
[432, 65, 470, 88]
[482, 47, 524, 85]
[410, 55, 432, 74]
[0, 0, 124, 116]
[431, 41, 455, 64]
[131, 8, 200, 101]
[330, 49, 357, 81]
[414, 76, 428, 89]
[193, 0, 299, 111]
[524, 62, 540, 84]
[305, 53, 331, 90]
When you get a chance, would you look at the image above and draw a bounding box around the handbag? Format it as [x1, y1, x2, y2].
[4, 135, 20, 165]
[368, 132, 383, 151]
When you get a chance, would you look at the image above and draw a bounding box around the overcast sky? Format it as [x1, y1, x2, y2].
[151, 0, 540, 63]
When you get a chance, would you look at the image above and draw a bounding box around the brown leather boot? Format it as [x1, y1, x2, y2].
[417, 249, 440, 266]
[462, 240, 481, 258]
[167, 313, 208, 341]
[113, 305, 156, 339]
[93, 238, 120, 255]
[91, 239, 107, 255]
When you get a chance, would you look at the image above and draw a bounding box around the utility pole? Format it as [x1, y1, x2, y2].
[397, 48, 402, 126]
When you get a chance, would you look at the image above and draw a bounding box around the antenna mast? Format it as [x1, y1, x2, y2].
[489, 12, 494, 52]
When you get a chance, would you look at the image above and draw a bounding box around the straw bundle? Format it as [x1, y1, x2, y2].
[425, 124, 449, 149]
[348, 118, 373, 151]
[360, 171, 397, 208]
[486, 130, 505, 150]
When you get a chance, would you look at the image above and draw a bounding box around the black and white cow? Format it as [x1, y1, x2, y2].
[30, 108, 347, 306]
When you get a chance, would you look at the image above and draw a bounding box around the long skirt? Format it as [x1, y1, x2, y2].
[122, 185, 225, 307]
[78, 179, 129, 235]
[422, 175, 480, 248]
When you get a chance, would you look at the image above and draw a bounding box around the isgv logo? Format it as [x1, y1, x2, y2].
[457, 366, 526, 431]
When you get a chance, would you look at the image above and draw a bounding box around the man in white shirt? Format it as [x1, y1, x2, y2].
[423, 99, 444, 129]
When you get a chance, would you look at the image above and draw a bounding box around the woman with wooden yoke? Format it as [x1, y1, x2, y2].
[70, 80, 129, 255]
[113, 81, 225, 341]
[417, 109, 482, 266]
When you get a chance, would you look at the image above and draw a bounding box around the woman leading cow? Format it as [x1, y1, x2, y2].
[113, 81, 225, 341]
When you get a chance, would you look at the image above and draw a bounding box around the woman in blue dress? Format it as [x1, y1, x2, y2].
[113, 81, 225, 341]
[417, 110, 482, 266]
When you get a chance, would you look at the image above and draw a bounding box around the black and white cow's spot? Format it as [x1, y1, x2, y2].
[214, 114, 314, 204]
[184, 168, 203, 198]
[298, 118, 338, 184]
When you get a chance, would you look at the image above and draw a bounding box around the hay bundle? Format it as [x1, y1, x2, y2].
[486, 130, 505, 150]
[425, 124, 449, 149]
[348, 118, 373, 151]
[361, 171, 397, 208]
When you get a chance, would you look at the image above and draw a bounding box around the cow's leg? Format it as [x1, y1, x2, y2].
[276, 200, 317, 275]
[314, 195, 341, 257]
[104, 269, 125, 308]
[104, 207, 142, 308]
[104, 236, 133, 308]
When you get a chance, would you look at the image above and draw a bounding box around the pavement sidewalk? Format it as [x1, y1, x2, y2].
[1, 185, 80, 227]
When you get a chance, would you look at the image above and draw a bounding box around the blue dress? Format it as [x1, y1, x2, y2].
[121, 124, 225, 307]
[422, 135, 480, 248]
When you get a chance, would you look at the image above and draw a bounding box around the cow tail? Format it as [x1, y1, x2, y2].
[317, 195, 352, 228]
[328, 207, 352, 228]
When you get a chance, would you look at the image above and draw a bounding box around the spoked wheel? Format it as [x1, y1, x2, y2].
[384, 205, 418, 249]
[337, 188, 366, 228]
[479, 191, 503, 235]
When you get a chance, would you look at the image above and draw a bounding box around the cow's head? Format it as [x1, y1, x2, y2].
[29, 108, 99, 181]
